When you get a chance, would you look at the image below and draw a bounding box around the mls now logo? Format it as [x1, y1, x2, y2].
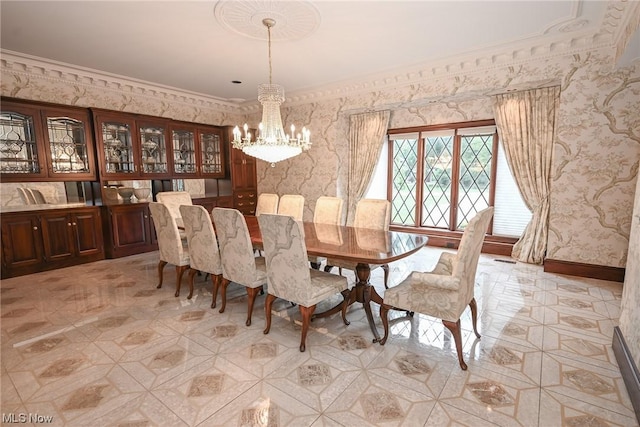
[2, 413, 54, 423]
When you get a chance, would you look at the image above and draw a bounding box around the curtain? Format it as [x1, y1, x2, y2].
[345, 110, 391, 224]
[492, 86, 560, 264]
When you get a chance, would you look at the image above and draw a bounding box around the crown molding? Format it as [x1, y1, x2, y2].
[0, 50, 244, 113]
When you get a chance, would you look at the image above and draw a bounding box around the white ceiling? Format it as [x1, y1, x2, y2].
[0, 1, 611, 104]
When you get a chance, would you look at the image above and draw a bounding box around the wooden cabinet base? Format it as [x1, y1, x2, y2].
[1, 207, 105, 279]
[103, 203, 158, 258]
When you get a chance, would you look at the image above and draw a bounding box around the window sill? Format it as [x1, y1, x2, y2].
[390, 225, 516, 256]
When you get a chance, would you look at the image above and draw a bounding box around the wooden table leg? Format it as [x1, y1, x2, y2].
[313, 263, 382, 341]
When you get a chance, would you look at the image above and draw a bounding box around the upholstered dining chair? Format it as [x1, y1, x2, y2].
[326, 198, 391, 288]
[258, 213, 350, 352]
[156, 191, 193, 222]
[255, 193, 279, 216]
[148, 202, 190, 297]
[211, 207, 267, 326]
[277, 194, 305, 221]
[379, 207, 494, 370]
[179, 204, 223, 305]
[309, 196, 344, 269]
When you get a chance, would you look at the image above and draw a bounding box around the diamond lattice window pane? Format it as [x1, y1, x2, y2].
[421, 136, 453, 228]
[457, 135, 492, 229]
[391, 139, 418, 225]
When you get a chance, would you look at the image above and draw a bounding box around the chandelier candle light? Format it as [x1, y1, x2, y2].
[232, 18, 311, 167]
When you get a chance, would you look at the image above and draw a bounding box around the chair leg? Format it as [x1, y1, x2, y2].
[263, 293, 277, 334]
[323, 265, 334, 273]
[187, 268, 197, 299]
[299, 304, 316, 352]
[219, 278, 230, 313]
[469, 297, 481, 338]
[156, 260, 167, 289]
[442, 319, 467, 370]
[382, 264, 390, 289]
[310, 262, 321, 270]
[210, 274, 221, 309]
[379, 303, 391, 345]
[246, 286, 262, 326]
[175, 265, 189, 297]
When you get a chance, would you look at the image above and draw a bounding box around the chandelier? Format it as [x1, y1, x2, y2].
[232, 18, 311, 167]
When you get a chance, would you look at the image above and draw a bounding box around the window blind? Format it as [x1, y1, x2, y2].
[493, 142, 532, 237]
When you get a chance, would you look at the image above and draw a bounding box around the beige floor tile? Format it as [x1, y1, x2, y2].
[0, 248, 635, 427]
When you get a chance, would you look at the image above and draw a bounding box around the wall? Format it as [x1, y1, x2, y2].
[261, 49, 640, 271]
[0, 10, 638, 272]
[620, 172, 640, 364]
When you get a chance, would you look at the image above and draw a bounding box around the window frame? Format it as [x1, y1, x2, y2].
[386, 119, 518, 249]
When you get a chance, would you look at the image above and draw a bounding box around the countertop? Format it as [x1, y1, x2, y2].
[0, 202, 92, 214]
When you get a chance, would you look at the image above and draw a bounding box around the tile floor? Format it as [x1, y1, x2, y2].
[0, 248, 636, 426]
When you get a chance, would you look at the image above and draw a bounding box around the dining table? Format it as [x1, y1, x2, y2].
[243, 215, 428, 342]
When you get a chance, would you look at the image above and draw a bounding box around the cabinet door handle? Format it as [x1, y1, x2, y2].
[68, 222, 72, 227]
[73, 222, 77, 226]
[144, 215, 148, 219]
[237, 194, 244, 199]
[33, 226, 38, 231]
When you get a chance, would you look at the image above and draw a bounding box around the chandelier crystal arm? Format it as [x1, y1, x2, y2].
[231, 17, 311, 167]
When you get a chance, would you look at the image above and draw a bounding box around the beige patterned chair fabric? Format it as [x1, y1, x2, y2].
[326, 198, 391, 287]
[179, 205, 223, 305]
[379, 207, 494, 370]
[258, 214, 349, 352]
[309, 196, 345, 268]
[313, 196, 344, 225]
[255, 193, 279, 216]
[277, 194, 305, 221]
[156, 191, 193, 221]
[211, 207, 267, 326]
[148, 202, 190, 297]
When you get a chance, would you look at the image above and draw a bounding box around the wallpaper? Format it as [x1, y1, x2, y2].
[1, 48, 638, 268]
[620, 173, 640, 364]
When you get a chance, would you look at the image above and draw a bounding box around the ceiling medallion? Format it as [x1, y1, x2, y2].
[214, 0, 320, 42]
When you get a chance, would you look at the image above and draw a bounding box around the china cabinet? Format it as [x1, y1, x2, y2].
[0, 99, 96, 182]
[170, 122, 225, 178]
[1, 207, 104, 278]
[93, 110, 173, 180]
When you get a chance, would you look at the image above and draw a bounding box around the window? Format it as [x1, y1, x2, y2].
[386, 120, 531, 237]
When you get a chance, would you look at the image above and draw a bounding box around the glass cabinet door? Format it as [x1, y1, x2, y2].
[100, 120, 136, 175]
[138, 121, 169, 176]
[43, 108, 95, 178]
[0, 104, 46, 178]
[171, 126, 197, 175]
[199, 127, 224, 177]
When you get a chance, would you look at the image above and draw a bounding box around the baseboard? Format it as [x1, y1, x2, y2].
[612, 327, 640, 424]
[543, 258, 625, 282]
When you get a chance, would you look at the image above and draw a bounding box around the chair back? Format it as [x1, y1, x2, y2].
[277, 194, 305, 221]
[211, 207, 258, 285]
[354, 199, 390, 230]
[156, 191, 192, 220]
[179, 204, 221, 275]
[148, 202, 187, 265]
[255, 193, 279, 216]
[258, 214, 311, 301]
[452, 207, 494, 300]
[313, 196, 344, 225]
